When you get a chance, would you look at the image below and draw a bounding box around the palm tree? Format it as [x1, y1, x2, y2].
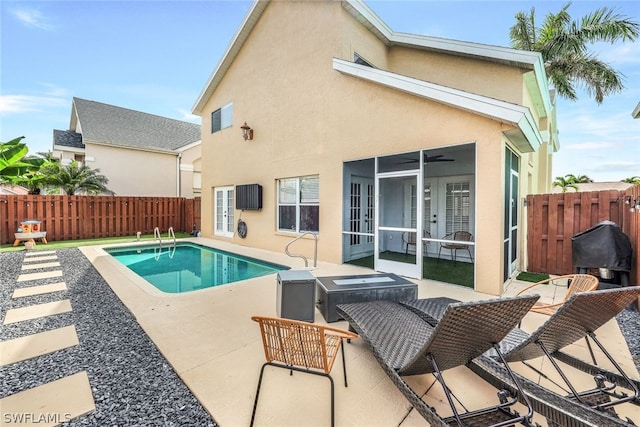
[622, 176, 640, 185]
[564, 174, 593, 184]
[47, 161, 115, 196]
[510, 3, 639, 103]
[553, 176, 579, 193]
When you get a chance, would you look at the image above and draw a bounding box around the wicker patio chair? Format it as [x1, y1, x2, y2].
[437, 231, 474, 262]
[514, 274, 598, 316]
[402, 286, 640, 426]
[336, 295, 539, 427]
[250, 316, 358, 427]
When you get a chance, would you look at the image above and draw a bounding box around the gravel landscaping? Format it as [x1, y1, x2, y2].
[1, 247, 638, 425]
[0, 248, 217, 426]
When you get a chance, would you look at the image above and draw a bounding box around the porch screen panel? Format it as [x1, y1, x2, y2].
[445, 182, 470, 233]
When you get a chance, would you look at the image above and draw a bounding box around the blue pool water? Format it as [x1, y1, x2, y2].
[106, 243, 288, 293]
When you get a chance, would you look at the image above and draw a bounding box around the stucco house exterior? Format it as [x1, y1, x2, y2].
[53, 97, 202, 197]
[192, 0, 558, 296]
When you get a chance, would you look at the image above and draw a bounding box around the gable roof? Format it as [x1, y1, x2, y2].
[192, 0, 552, 119]
[72, 97, 201, 153]
[334, 59, 542, 153]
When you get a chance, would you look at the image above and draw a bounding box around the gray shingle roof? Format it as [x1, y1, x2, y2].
[53, 129, 84, 149]
[73, 97, 200, 152]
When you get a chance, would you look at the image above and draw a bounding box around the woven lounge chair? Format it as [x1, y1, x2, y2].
[402, 287, 640, 426]
[514, 274, 598, 316]
[250, 316, 357, 427]
[336, 295, 539, 426]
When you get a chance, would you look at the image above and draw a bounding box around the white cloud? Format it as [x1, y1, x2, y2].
[11, 8, 54, 31]
[178, 109, 201, 123]
[0, 93, 67, 115]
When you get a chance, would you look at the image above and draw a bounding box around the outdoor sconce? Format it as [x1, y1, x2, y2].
[241, 122, 253, 141]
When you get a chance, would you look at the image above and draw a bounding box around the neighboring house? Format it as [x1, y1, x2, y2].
[552, 182, 633, 193]
[53, 97, 202, 197]
[192, 0, 558, 295]
[633, 102, 640, 119]
[0, 185, 29, 195]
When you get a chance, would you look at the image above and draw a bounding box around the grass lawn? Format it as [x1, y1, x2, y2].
[0, 232, 192, 252]
[347, 252, 475, 288]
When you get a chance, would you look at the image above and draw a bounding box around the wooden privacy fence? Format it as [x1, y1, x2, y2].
[527, 185, 640, 283]
[0, 195, 201, 245]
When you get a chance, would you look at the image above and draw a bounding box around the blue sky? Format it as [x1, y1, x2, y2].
[1, 0, 638, 182]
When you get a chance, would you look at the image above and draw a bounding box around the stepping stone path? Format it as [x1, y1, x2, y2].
[0, 250, 96, 425]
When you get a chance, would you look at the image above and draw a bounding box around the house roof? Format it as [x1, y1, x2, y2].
[72, 97, 201, 153]
[192, 0, 552, 120]
[53, 129, 84, 149]
[633, 101, 640, 119]
[334, 59, 542, 153]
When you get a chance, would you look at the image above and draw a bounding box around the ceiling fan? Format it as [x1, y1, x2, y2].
[400, 154, 455, 164]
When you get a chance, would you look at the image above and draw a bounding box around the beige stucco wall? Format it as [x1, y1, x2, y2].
[85, 143, 178, 197]
[197, 1, 551, 295]
[178, 143, 201, 198]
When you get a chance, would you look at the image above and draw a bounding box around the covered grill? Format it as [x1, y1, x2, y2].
[571, 220, 632, 288]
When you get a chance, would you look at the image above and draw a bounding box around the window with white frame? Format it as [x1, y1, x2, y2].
[277, 175, 319, 233]
[211, 103, 233, 133]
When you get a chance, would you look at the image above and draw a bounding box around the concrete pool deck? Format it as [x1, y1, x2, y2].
[2, 238, 637, 426]
[78, 237, 640, 426]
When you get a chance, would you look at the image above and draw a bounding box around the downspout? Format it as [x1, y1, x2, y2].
[176, 152, 182, 197]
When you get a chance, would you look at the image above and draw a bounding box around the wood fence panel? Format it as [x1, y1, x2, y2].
[0, 195, 198, 245]
[527, 187, 639, 282]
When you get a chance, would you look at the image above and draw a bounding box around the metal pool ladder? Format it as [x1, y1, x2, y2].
[154, 227, 177, 247]
[285, 232, 318, 268]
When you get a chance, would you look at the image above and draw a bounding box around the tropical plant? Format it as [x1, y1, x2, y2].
[0, 136, 45, 183]
[622, 176, 640, 185]
[46, 160, 114, 196]
[553, 175, 579, 192]
[563, 173, 593, 183]
[510, 3, 639, 103]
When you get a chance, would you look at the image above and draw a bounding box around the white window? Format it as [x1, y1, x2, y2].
[211, 103, 233, 133]
[277, 175, 319, 233]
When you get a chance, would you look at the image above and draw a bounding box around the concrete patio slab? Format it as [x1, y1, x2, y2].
[24, 250, 56, 256]
[22, 255, 58, 263]
[12, 282, 67, 298]
[0, 325, 79, 366]
[0, 371, 95, 427]
[3, 300, 73, 325]
[16, 270, 63, 282]
[21, 262, 61, 271]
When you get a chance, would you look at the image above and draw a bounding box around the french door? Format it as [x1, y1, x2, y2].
[347, 177, 374, 259]
[214, 186, 234, 237]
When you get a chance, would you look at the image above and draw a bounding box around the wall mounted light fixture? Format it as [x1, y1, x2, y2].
[241, 122, 253, 141]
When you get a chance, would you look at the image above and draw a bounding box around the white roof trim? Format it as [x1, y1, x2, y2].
[192, 0, 269, 115]
[192, 0, 552, 118]
[333, 58, 543, 152]
[633, 101, 640, 119]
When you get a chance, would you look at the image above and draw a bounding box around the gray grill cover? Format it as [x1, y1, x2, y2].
[571, 220, 632, 271]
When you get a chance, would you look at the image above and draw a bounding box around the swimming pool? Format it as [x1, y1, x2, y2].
[106, 243, 288, 293]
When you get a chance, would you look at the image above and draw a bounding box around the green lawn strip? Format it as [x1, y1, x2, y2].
[346, 252, 474, 288]
[516, 271, 550, 283]
[0, 232, 192, 252]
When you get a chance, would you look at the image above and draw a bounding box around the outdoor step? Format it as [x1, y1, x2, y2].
[3, 300, 73, 325]
[12, 282, 67, 298]
[16, 270, 63, 282]
[0, 371, 95, 425]
[21, 262, 61, 271]
[24, 250, 56, 256]
[22, 255, 58, 263]
[0, 325, 79, 366]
